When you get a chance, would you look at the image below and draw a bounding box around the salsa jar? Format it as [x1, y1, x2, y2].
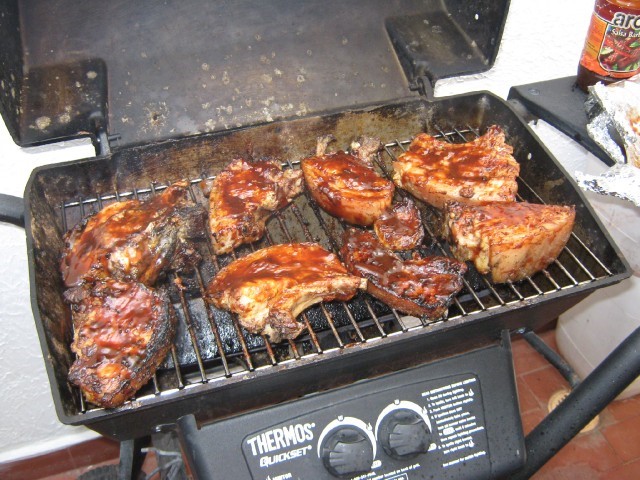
[576, 0, 640, 91]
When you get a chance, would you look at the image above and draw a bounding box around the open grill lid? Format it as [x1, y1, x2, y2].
[0, 0, 509, 150]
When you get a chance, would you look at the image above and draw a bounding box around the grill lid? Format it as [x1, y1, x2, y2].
[0, 0, 509, 149]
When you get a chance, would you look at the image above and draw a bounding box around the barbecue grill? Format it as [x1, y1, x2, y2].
[0, 1, 635, 479]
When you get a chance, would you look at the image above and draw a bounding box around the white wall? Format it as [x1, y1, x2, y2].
[0, 0, 597, 461]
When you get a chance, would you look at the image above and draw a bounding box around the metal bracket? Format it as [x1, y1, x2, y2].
[410, 75, 435, 101]
[90, 113, 120, 157]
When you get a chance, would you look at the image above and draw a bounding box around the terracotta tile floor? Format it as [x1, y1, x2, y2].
[5, 328, 640, 479]
[513, 329, 640, 480]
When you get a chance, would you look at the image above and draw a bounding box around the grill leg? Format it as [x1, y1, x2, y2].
[118, 437, 148, 480]
[520, 329, 581, 388]
[513, 326, 640, 479]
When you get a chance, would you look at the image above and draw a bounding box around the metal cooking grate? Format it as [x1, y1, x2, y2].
[59, 126, 613, 413]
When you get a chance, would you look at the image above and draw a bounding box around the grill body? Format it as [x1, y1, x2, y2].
[25, 93, 629, 441]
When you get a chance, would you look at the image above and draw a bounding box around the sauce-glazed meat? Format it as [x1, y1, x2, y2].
[341, 229, 467, 319]
[206, 243, 366, 342]
[67, 280, 174, 409]
[206, 159, 303, 254]
[61, 180, 204, 408]
[373, 198, 425, 251]
[444, 201, 576, 283]
[61, 180, 205, 288]
[302, 136, 394, 225]
[393, 126, 520, 209]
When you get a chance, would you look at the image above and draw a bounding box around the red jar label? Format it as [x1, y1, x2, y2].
[580, 1, 640, 78]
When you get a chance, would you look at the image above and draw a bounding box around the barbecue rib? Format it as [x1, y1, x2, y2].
[206, 243, 366, 342]
[67, 280, 174, 409]
[341, 229, 467, 318]
[393, 126, 520, 209]
[61, 180, 205, 408]
[60, 180, 205, 288]
[206, 158, 303, 254]
[373, 198, 425, 251]
[444, 201, 576, 283]
[302, 136, 394, 225]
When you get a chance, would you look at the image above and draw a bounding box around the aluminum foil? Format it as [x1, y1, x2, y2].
[575, 163, 640, 206]
[578, 74, 640, 206]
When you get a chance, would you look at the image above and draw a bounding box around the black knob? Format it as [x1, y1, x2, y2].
[320, 427, 374, 478]
[378, 409, 431, 459]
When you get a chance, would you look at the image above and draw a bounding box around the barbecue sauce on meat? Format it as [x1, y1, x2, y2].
[373, 198, 424, 251]
[67, 280, 174, 408]
[61, 181, 201, 287]
[302, 137, 394, 226]
[210, 245, 339, 289]
[341, 229, 467, 318]
[206, 243, 365, 342]
[79, 284, 156, 364]
[444, 201, 576, 283]
[61, 180, 204, 408]
[392, 126, 520, 209]
[207, 159, 303, 254]
[219, 161, 294, 213]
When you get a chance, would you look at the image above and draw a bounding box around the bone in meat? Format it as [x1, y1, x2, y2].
[393, 126, 519, 209]
[341, 228, 467, 319]
[206, 243, 366, 342]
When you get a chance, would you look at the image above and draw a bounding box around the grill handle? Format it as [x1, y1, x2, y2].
[514, 325, 640, 479]
[0, 193, 24, 228]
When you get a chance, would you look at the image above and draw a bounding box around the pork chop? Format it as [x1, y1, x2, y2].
[60, 180, 205, 288]
[393, 126, 520, 209]
[302, 136, 394, 226]
[206, 243, 366, 342]
[67, 280, 174, 408]
[444, 201, 576, 283]
[206, 158, 303, 254]
[341, 229, 467, 319]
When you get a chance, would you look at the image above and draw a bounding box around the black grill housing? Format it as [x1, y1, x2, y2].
[25, 93, 630, 440]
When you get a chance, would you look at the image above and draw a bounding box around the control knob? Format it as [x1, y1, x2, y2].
[318, 417, 376, 478]
[377, 403, 433, 459]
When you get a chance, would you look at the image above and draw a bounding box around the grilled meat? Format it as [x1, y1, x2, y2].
[206, 243, 366, 342]
[341, 229, 467, 318]
[302, 136, 394, 225]
[67, 280, 174, 409]
[60, 180, 205, 288]
[444, 201, 576, 283]
[393, 126, 520, 209]
[206, 158, 303, 254]
[373, 198, 424, 251]
[61, 180, 204, 408]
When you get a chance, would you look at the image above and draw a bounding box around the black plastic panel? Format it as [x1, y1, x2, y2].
[177, 336, 524, 480]
[508, 76, 614, 166]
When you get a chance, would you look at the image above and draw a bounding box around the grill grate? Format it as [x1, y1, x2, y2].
[59, 127, 614, 413]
